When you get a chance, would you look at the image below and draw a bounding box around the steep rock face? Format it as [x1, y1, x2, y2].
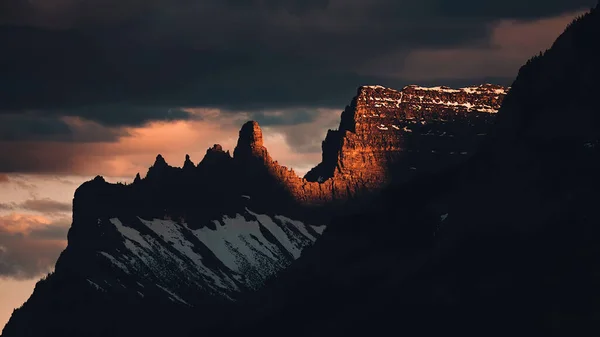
[3, 186, 322, 337]
[268, 84, 507, 204]
[309, 84, 504, 182]
[2, 83, 508, 337]
[217, 6, 600, 337]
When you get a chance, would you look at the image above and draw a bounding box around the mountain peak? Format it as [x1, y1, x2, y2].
[233, 121, 268, 162]
[183, 154, 195, 170]
[199, 144, 232, 167]
[239, 120, 264, 148]
[210, 144, 225, 152]
[154, 154, 168, 167]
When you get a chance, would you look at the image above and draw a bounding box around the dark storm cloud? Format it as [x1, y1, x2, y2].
[0, 107, 189, 143]
[0, 113, 126, 142]
[60, 106, 191, 127]
[0, 0, 594, 128]
[436, 0, 595, 19]
[0, 114, 72, 142]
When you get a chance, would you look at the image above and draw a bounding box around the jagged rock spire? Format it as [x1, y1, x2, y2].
[238, 121, 264, 148]
[199, 144, 232, 167]
[233, 121, 269, 161]
[183, 154, 195, 170]
[154, 154, 168, 168]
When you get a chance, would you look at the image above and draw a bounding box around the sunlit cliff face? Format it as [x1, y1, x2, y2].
[207, 84, 509, 205]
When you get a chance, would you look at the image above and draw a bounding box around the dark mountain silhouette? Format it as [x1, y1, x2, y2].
[1, 82, 506, 337]
[212, 4, 600, 337]
[5, 3, 600, 333]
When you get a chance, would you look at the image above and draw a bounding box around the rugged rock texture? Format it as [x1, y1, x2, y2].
[252, 84, 507, 205]
[216, 5, 600, 337]
[305, 84, 505, 187]
[1, 83, 507, 337]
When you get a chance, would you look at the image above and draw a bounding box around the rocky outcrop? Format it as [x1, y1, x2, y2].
[1, 81, 508, 337]
[240, 84, 507, 205]
[215, 6, 600, 337]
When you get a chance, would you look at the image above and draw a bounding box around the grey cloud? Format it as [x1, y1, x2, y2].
[281, 128, 326, 154]
[60, 105, 192, 127]
[0, 203, 15, 211]
[260, 108, 342, 154]
[224, 0, 330, 14]
[0, 237, 64, 279]
[0, 114, 72, 142]
[0, 142, 78, 174]
[436, 0, 596, 19]
[0, 199, 71, 215]
[0, 113, 128, 143]
[0, 106, 187, 143]
[248, 109, 323, 126]
[19, 199, 72, 214]
[28, 218, 71, 240]
[0, 216, 68, 279]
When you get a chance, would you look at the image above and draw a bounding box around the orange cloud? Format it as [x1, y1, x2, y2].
[1, 108, 340, 178]
[0, 213, 52, 235]
[0, 213, 69, 279]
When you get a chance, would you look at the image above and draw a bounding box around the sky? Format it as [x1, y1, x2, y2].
[0, 0, 596, 331]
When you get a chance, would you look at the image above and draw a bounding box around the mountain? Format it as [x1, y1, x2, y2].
[1, 83, 507, 337]
[218, 5, 600, 337]
[252, 83, 507, 206]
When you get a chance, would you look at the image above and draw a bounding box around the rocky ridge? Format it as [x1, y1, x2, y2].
[250, 83, 508, 204]
[215, 5, 600, 337]
[2, 82, 508, 337]
[111, 83, 507, 213]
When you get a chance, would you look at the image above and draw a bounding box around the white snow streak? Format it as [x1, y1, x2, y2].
[156, 284, 191, 306]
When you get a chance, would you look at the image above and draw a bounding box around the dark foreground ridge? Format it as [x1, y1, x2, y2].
[216, 5, 600, 337]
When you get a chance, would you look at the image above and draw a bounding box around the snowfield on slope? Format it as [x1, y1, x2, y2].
[89, 208, 324, 305]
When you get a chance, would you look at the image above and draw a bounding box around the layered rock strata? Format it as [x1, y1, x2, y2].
[246, 84, 508, 205]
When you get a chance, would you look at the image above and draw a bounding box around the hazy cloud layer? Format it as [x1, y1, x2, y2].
[0, 199, 71, 215]
[0, 108, 341, 176]
[362, 10, 585, 81]
[19, 199, 72, 214]
[0, 214, 69, 279]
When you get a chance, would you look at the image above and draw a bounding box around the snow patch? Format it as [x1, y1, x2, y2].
[98, 252, 130, 274]
[87, 279, 104, 291]
[156, 284, 191, 306]
[310, 225, 326, 235]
